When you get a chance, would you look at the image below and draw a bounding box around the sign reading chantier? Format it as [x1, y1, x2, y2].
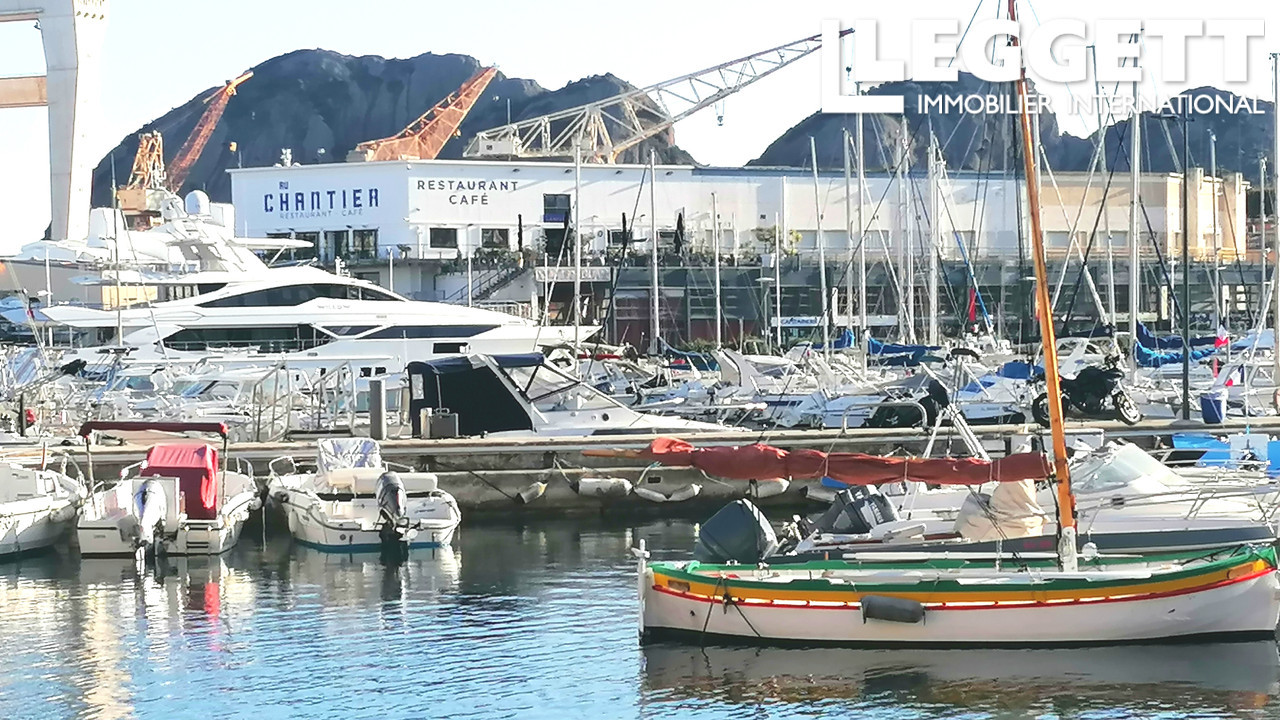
[261, 180, 380, 220]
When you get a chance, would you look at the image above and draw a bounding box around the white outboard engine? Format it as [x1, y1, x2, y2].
[375, 472, 412, 556]
[127, 479, 167, 563]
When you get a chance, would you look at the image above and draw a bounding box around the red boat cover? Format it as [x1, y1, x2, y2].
[141, 443, 220, 519]
[640, 437, 1051, 486]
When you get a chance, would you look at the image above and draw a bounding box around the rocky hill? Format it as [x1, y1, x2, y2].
[93, 53, 1276, 207]
[751, 74, 1276, 182]
[90, 50, 694, 205]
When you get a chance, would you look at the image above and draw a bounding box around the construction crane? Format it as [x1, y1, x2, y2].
[115, 130, 167, 217]
[464, 30, 849, 163]
[166, 71, 253, 192]
[348, 67, 498, 162]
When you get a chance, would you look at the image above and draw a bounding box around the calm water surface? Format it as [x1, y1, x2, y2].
[1, 518, 1279, 719]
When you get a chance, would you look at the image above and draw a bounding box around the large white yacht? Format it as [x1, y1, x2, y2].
[9, 192, 592, 374]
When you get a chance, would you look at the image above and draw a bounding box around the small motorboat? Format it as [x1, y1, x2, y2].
[268, 437, 461, 554]
[0, 461, 84, 559]
[75, 421, 260, 560]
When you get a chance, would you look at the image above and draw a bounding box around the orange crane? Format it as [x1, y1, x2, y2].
[166, 71, 253, 192]
[347, 67, 497, 162]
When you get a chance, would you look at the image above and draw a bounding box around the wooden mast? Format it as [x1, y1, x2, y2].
[1008, 0, 1076, 564]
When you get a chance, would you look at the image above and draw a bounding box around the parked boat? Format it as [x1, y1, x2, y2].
[0, 461, 84, 559]
[75, 421, 259, 560]
[268, 437, 461, 554]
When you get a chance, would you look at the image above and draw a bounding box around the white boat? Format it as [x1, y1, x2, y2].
[75, 421, 259, 559]
[13, 193, 596, 376]
[0, 462, 84, 559]
[269, 438, 461, 552]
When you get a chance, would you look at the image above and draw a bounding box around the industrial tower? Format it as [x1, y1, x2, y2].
[0, 0, 108, 243]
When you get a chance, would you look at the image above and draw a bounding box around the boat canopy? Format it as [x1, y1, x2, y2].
[636, 437, 1050, 485]
[142, 443, 220, 519]
[406, 354, 538, 437]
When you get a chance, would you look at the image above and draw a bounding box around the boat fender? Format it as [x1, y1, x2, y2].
[747, 478, 790, 499]
[634, 484, 703, 503]
[861, 595, 926, 624]
[516, 482, 548, 504]
[800, 485, 837, 504]
[575, 477, 633, 497]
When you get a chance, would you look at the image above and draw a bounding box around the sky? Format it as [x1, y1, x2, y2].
[0, 0, 1277, 249]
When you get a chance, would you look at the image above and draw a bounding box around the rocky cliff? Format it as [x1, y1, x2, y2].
[94, 53, 1276, 207]
[90, 50, 694, 205]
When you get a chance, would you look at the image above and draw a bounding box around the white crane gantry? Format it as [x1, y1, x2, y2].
[464, 29, 849, 163]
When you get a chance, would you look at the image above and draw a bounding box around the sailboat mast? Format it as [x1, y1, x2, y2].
[649, 149, 660, 355]
[1008, 0, 1075, 544]
[857, 108, 869, 370]
[811, 137, 831, 355]
[1272, 53, 1279, 379]
[1128, 74, 1142, 380]
[844, 129, 855, 343]
[928, 137, 940, 346]
[712, 191, 722, 349]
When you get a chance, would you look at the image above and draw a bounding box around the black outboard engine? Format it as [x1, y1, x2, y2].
[375, 472, 410, 558]
[812, 486, 900, 535]
[693, 499, 779, 564]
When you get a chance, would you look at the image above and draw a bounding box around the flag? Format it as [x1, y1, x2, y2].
[967, 287, 977, 326]
[1215, 324, 1229, 348]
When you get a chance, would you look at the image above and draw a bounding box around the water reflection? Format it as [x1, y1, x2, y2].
[0, 520, 1277, 720]
[641, 642, 1280, 716]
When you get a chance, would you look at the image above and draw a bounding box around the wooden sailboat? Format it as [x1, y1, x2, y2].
[632, 0, 1280, 647]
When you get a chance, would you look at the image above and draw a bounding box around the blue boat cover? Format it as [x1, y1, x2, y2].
[1134, 342, 1217, 368]
[1137, 322, 1217, 350]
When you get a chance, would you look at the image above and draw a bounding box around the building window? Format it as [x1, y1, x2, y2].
[430, 228, 458, 249]
[292, 232, 319, 260]
[1046, 231, 1071, 249]
[609, 229, 631, 246]
[481, 228, 510, 249]
[324, 230, 349, 260]
[352, 229, 378, 260]
[543, 194, 571, 223]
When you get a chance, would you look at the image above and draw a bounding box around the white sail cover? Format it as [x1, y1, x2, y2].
[952, 479, 1046, 541]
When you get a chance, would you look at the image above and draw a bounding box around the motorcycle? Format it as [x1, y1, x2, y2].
[1032, 354, 1141, 427]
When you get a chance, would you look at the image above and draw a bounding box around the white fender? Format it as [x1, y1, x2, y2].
[575, 477, 633, 497]
[801, 485, 837, 504]
[634, 483, 702, 503]
[747, 478, 790, 499]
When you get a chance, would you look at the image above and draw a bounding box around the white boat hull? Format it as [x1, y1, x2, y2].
[281, 494, 459, 551]
[76, 484, 256, 557]
[640, 567, 1280, 647]
[0, 497, 78, 558]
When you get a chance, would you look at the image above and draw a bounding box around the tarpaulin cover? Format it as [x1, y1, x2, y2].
[868, 337, 942, 355]
[639, 437, 1051, 485]
[1137, 323, 1217, 350]
[142, 443, 219, 520]
[1135, 342, 1217, 368]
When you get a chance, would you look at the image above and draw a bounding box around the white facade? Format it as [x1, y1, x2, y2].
[228, 158, 1243, 264]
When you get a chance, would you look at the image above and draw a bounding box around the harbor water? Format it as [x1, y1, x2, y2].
[2, 518, 1279, 719]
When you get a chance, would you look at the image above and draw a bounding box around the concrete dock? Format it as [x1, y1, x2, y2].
[15, 414, 1277, 518]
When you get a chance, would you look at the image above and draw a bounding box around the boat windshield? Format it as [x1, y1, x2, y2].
[507, 364, 620, 412]
[1070, 444, 1185, 495]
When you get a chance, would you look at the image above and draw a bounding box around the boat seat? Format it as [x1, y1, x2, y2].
[321, 467, 386, 495]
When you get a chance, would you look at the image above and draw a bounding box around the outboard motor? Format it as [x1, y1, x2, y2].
[375, 472, 411, 559]
[126, 479, 167, 564]
[812, 486, 899, 535]
[693, 499, 778, 564]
